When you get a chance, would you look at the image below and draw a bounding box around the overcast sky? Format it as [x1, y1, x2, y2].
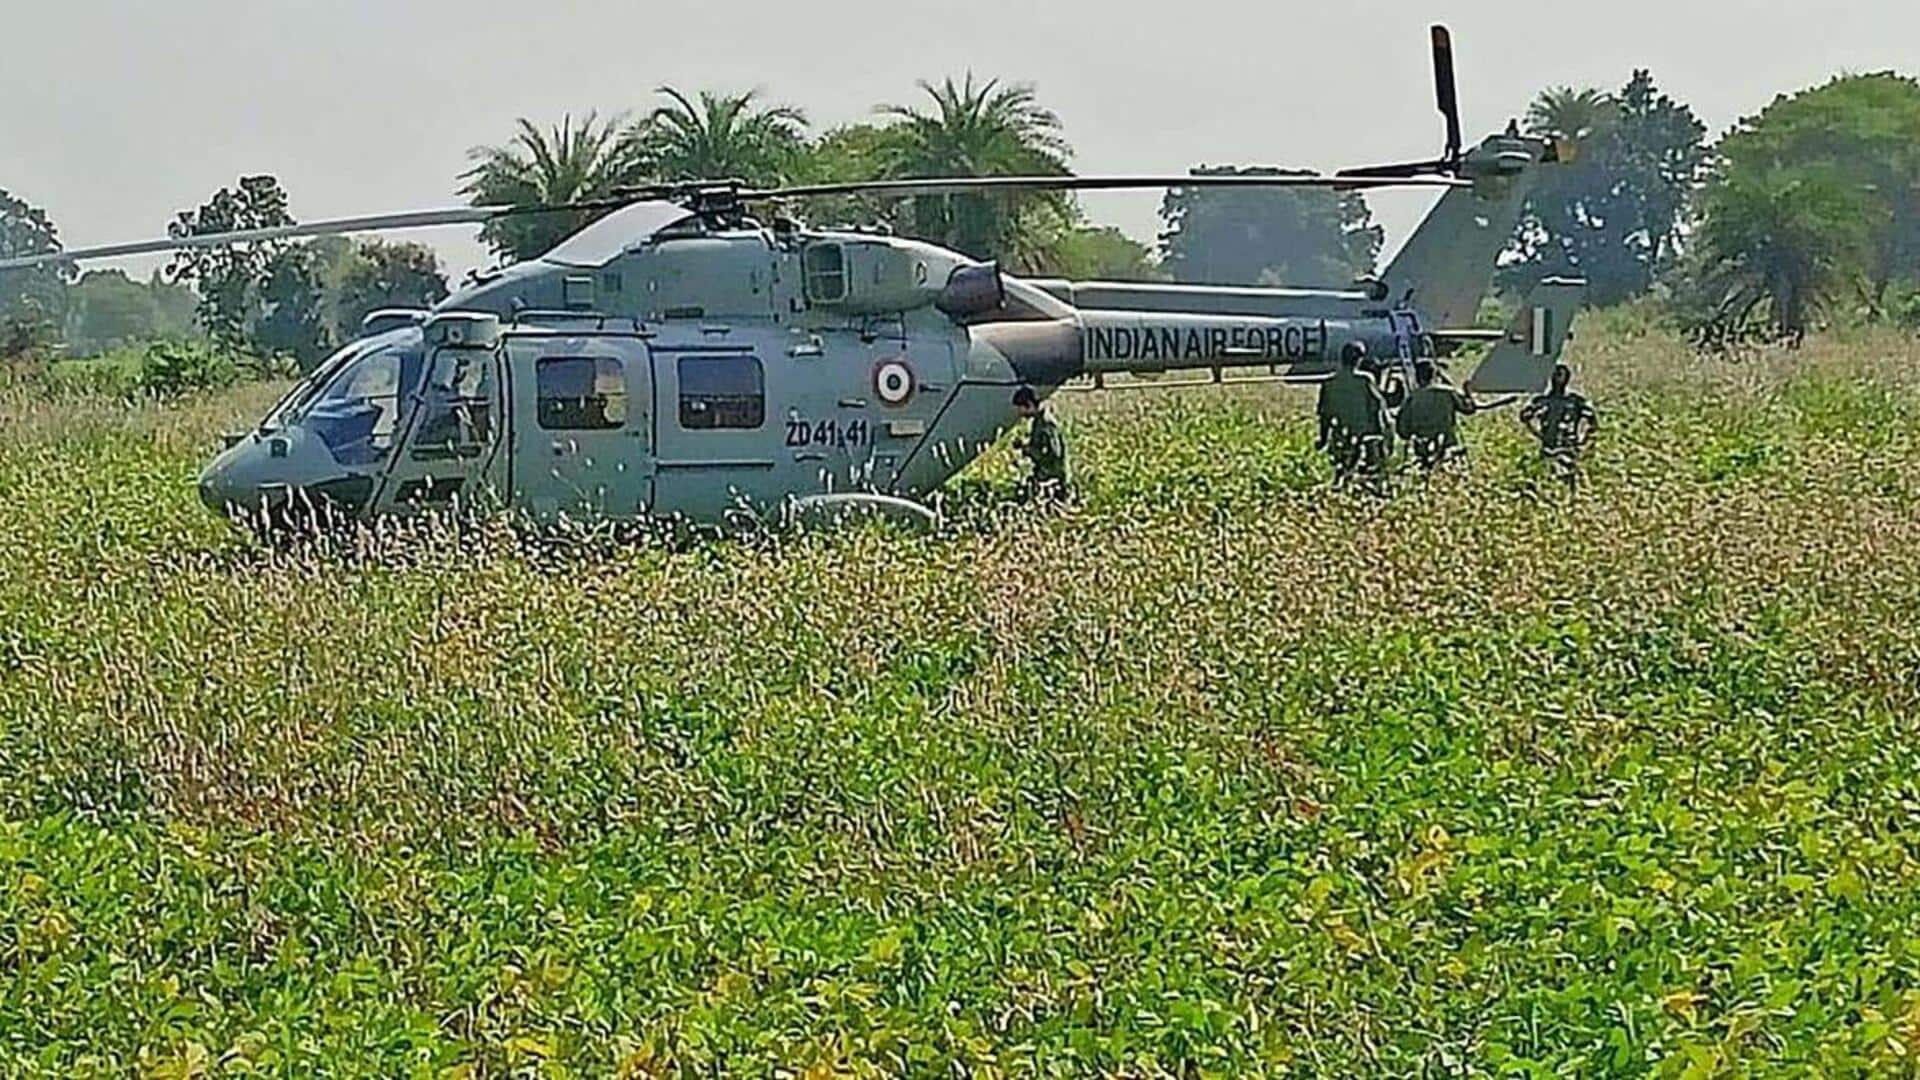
[5, 0, 1915, 281]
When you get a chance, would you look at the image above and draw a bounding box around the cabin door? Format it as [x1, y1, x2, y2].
[650, 347, 775, 524]
[506, 332, 656, 522]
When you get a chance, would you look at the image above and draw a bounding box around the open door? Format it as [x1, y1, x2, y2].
[372, 314, 506, 517]
[506, 331, 655, 522]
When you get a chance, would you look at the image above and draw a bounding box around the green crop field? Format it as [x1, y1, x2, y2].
[4, 319, 1920, 1076]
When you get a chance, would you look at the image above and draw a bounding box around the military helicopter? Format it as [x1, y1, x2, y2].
[7, 26, 1582, 534]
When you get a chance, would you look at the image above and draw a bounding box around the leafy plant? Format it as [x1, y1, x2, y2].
[1506, 71, 1708, 304]
[878, 74, 1072, 261]
[135, 340, 236, 397]
[634, 87, 808, 185]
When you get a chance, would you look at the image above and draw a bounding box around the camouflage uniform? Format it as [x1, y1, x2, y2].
[1317, 368, 1389, 484]
[1020, 407, 1069, 500]
[1396, 379, 1479, 470]
[1520, 387, 1598, 489]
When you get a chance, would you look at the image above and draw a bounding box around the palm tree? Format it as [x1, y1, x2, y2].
[633, 88, 807, 185]
[1688, 166, 1875, 341]
[879, 74, 1073, 259]
[459, 112, 645, 263]
[1525, 86, 1618, 150]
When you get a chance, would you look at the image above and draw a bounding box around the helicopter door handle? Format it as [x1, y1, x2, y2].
[550, 440, 571, 457]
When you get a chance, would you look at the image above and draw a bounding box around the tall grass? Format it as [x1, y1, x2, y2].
[2, 328, 1918, 1074]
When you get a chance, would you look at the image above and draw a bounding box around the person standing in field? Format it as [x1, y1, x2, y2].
[1012, 385, 1069, 501]
[1396, 359, 1482, 471]
[1521, 364, 1599, 491]
[1317, 341, 1390, 490]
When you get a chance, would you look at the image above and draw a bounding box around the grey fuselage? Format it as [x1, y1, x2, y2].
[198, 215, 1389, 528]
[197, 132, 1551, 528]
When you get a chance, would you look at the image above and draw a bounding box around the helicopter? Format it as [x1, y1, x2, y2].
[5, 26, 1583, 534]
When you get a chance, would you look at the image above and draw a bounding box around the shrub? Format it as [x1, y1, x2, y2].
[1890, 284, 1920, 330]
[136, 341, 237, 398]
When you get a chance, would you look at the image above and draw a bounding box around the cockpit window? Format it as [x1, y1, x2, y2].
[541, 202, 700, 268]
[413, 350, 497, 460]
[304, 346, 412, 465]
[260, 329, 422, 434]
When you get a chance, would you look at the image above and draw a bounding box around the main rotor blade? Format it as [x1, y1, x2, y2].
[5, 166, 1470, 274]
[1334, 158, 1454, 181]
[741, 173, 1468, 201]
[1432, 25, 1463, 164]
[0, 206, 510, 271]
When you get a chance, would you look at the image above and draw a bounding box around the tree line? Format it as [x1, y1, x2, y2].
[1510, 70, 1920, 342]
[0, 180, 449, 368]
[3, 67, 1917, 366]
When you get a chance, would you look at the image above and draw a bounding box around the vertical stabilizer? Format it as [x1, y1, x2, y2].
[1383, 132, 1551, 328]
[1466, 276, 1585, 394]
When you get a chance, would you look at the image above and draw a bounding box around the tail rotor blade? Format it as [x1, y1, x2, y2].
[1335, 25, 1468, 180]
[1432, 24, 1463, 165]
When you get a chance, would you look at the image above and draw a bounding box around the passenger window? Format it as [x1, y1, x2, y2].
[678, 354, 764, 430]
[537, 356, 627, 430]
[803, 243, 847, 304]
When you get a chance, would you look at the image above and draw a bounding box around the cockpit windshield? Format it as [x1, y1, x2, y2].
[258, 329, 421, 435]
[298, 344, 418, 466]
[541, 201, 699, 268]
[259, 339, 367, 433]
[253, 329, 423, 465]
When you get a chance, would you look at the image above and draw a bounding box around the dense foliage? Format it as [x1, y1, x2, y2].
[0, 188, 71, 358]
[321, 239, 450, 343]
[164, 176, 300, 353]
[1159, 172, 1383, 288]
[60, 270, 199, 355]
[159, 179, 451, 371]
[459, 113, 646, 264]
[1685, 74, 1920, 337]
[638, 88, 809, 187]
[459, 75, 1086, 269]
[876, 75, 1072, 263]
[1681, 169, 1875, 342]
[1508, 71, 1709, 305]
[3, 326, 1918, 1074]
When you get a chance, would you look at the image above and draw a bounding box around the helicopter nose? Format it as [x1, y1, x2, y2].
[198, 459, 236, 513]
[198, 442, 254, 514]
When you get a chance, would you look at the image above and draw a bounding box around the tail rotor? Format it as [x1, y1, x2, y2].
[1337, 24, 1467, 181]
[1431, 25, 1463, 171]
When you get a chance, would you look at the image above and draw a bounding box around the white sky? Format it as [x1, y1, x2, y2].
[5, 0, 1915, 282]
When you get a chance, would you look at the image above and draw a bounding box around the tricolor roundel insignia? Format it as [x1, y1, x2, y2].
[874, 359, 916, 406]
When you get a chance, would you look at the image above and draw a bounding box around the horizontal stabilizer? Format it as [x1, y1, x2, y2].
[1466, 277, 1585, 395]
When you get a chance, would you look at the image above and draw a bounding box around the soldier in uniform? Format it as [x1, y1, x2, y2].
[1396, 359, 1481, 471]
[1316, 341, 1389, 489]
[1012, 386, 1069, 501]
[1520, 364, 1599, 491]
